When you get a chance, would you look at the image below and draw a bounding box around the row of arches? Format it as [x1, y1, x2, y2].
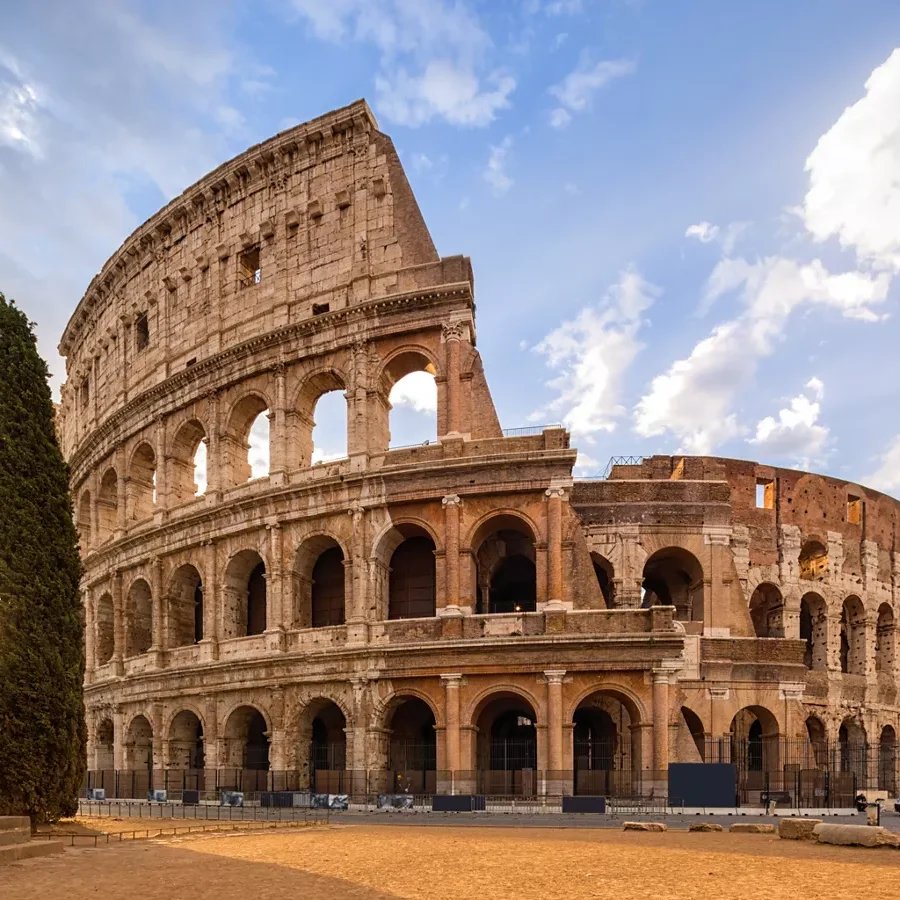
[92, 515, 548, 666]
[77, 357, 440, 548]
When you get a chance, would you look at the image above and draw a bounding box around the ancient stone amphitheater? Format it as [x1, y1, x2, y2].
[58, 100, 898, 803]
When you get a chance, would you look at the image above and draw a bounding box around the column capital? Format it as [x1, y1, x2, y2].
[544, 669, 566, 684]
[440, 673, 464, 687]
[442, 494, 463, 508]
[544, 486, 567, 501]
[441, 320, 469, 343]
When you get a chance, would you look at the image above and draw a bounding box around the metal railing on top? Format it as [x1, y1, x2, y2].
[501, 424, 562, 438]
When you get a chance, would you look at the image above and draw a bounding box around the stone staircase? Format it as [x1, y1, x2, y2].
[0, 817, 64, 864]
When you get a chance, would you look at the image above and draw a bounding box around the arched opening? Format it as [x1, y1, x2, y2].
[840, 596, 866, 675]
[96, 719, 115, 770]
[678, 706, 706, 762]
[223, 706, 269, 792]
[125, 579, 153, 657]
[127, 442, 156, 522]
[223, 394, 270, 485]
[838, 718, 868, 790]
[293, 536, 346, 629]
[298, 700, 346, 793]
[729, 706, 780, 799]
[168, 710, 205, 773]
[573, 690, 641, 796]
[799, 540, 828, 581]
[96, 592, 114, 665]
[641, 547, 704, 621]
[388, 530, 436, 620]
[168, 564, 204, 647]
[169, 419, 207, 503]
[876, 603, 895, 674]
[591, 553, 615, 608]
[97, 467, 118, 541]
[804, 715, 827, 768]
[799, 592, 827, 670]
[125, 715, 153, 771]
[879, 725, 897, 795]
[474, 515, 538, 614]
[475, 693, 538, 796]
[388, 370, 438, 448]
[223, 550, 267, 638]
[311, 389, 348, 465]
[749, 583, 784, 638]
[77, 490, 92, 550]
[387, 697, 437, 794]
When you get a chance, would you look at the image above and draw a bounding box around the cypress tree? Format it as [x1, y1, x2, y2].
[0, 292, 85, 822]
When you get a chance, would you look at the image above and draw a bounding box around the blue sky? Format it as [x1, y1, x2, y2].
[2, 1, 900, 492]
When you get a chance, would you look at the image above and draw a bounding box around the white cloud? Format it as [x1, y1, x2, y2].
[390, 371, 437, 413]
[685, 222, 719, 243]
[532, 266, 660, 441]
[685, 220, 750, 255]
[548, 56, 635, 126]
[291, 0, 514, 128]
[634, 257, 890, 454]
[748, 377, 829, 467]
[865, 433, 900, 495]
[803, 48, 900, 272]
[484, 136, 513, 195]
[311, 447, 347, 464]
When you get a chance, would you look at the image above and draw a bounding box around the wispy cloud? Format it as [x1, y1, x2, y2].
[484, 136, 514, 195]
[548, 55, 635, 128]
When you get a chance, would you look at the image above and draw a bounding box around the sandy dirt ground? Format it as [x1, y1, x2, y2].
[2, 823, 897, 900]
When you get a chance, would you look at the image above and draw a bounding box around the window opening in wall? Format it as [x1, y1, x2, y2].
[186, 357, 197, 368]
[756, 479, 774, 509]
[248, 411, 270, 479]
[847, 495, 862, 525]
[239, 245, 261, 288]
[135, 312, 150, 351]
[80, 376, 90, 409]
[193, 441, 207, 496]
[311, 390, 348, 464]
[312, 302, 330, 316]
[388, 370, 437, 448]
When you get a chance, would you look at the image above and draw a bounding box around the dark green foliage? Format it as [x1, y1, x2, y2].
[0, 292, 85, 822]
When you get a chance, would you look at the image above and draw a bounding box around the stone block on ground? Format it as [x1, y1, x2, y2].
[0, 840, 64, 865]
[689, 822, 723, 832]
[778, 818, 821, 841]
[0, 817, 31, 847]
[623, 822, 667, 832]
[729, 823, 776, 834]
[813, 823, 900, 848]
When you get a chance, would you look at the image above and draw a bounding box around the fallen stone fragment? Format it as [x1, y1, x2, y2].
[813, 823, 900, 848]
[623, 822, 667, 832]
[728, 823, 776, 834]
[778, 818, 821, 841]
[689, 823, 723, 832]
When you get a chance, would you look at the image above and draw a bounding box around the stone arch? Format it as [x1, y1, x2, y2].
[875, 602, 895, 674]
[799, 591, 827, 669]
[470, 512, 539, 615]
[838, 716, 868, 787]
[840, 595, 866, 675]
[292, 533, 349, 629]
[95, 717, 115, 769]
[465, 683, 544, 730]
[749, 582, 784, 638]
[125, 577, 153, 657]
[222, 391, 272, 485]
[804, 714, 828, 768]
[77, 488, 92, 550]
[879, 725, 897, 794]
[799, 539, 828, 582]
[565, 683, 647, 727]
[591, 552, 615, 608]
[730, 705, 781, 776]
[641, 547, 704, 622]
[373, 689, 444, 731]
[167, 709, 205, 770]
[97, 466, 118, 542]
[168, 418, 207, 504]
[293, 366, 349, 467]
[167, 564, 204, 647]
[678, 706, 706, 762]
[383, 694, 439, 793]
[375, 346, 440, 453]
[127, 441, 156, 522]
[124, 714, 153, 770]
[223, 549, 267, 638]
[372, 520, 439, 621]
[222, 704, 271, 770]
[293, 696, 349, 789]
[95, 591, 114, 665]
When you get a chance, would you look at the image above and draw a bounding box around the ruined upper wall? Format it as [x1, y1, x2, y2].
[603, 454, 900, 570]
[57, 100, 471, 458]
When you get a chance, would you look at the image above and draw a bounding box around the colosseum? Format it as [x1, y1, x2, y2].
[58, 100, 898, 806]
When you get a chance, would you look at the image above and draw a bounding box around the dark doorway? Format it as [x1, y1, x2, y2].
[389, 536, 436, 619]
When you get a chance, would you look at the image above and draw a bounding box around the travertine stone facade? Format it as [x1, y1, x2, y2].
[60, 101, 898, 793]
